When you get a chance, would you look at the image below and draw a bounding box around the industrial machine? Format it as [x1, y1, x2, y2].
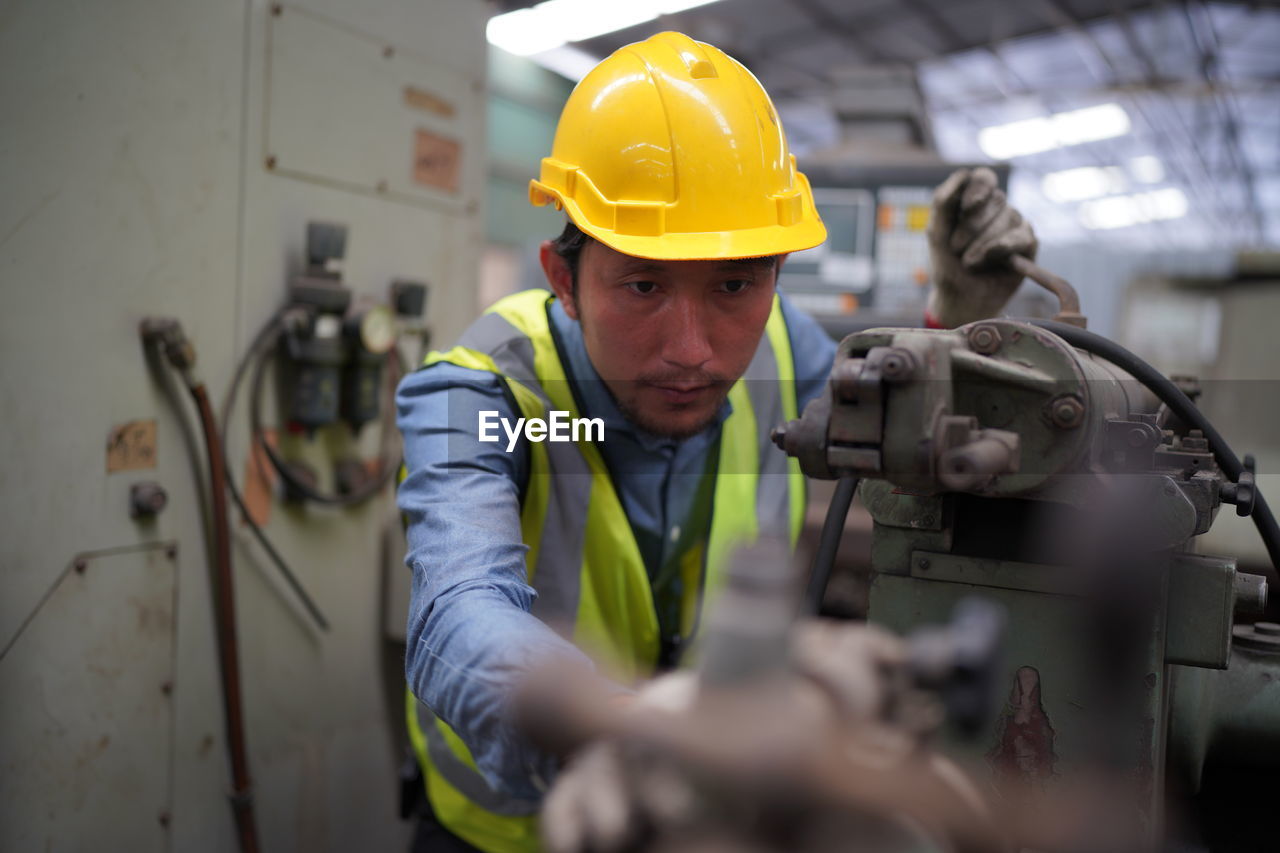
[771, 279, 1280, 849]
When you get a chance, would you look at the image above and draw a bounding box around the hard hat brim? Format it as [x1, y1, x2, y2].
[531, 182, 828, 261]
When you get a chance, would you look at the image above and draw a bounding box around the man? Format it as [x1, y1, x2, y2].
[396, 31, 1034, 853]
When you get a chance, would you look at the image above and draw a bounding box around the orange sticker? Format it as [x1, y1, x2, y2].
[403, 85, 455, 118]
[413, 129, 461, 193]
[242, 429, 278, 528]
[107, 420, 157, 472]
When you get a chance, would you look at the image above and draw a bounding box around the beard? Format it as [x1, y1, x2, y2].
[608, 376, 733, 441]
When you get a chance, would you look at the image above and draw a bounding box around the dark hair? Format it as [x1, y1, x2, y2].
[551, 218, 782, 281]
[551, 219, 593, 286]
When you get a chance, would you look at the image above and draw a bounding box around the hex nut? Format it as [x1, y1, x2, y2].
[1049, 395, 1085, 429]
[968, 324, 1002, 355]
[879, 349, 915, 382]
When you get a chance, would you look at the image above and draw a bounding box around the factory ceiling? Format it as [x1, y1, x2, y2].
[490, 0, 1280, 249]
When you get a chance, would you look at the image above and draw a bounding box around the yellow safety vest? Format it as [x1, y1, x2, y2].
[405, 289, 804, 852]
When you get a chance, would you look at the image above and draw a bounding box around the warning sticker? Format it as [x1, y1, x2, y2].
[412, 129, 461, 193]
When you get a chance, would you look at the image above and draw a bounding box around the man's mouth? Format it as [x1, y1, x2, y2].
[646, 381, 716, 404]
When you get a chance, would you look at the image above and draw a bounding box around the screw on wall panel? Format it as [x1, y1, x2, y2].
[1144, 673, 1158, 689]
[166, 544, 177, 560]
[265, 155, 277, 170]
[74, 558, 87, 574]
[161, 681, 173, 696]
[917, 558, 931, 571]
[271, 4, 282, 16]
[383, 45, 394, 59]
[376, 179, 388, 192]
[158, 811, 171, 829]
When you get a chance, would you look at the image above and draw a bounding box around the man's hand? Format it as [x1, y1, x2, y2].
[927, 167, 1037, 328]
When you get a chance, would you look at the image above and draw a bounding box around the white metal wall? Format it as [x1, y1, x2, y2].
[0, 0, 489, 849]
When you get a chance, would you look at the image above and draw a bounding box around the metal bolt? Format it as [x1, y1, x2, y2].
[74, 558, 87, 574]
[130, 481, 168, 518]
[968, 324, 1002, 355]
[917, 558, 931, 571]
[879, 349, 915, 382]
[1127, 427, 1149, 448]
[1049, 395, 1085, 429]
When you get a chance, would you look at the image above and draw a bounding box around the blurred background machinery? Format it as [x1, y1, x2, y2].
[3, 0, 1280, 851]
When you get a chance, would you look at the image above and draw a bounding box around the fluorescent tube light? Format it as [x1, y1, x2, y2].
[978, 103, 1131, 160]
[530, 45, 602, 81]
[1041, 166, 1128, 203]
[487, 0, 724, 56]
[1078, 187, 1188, 230]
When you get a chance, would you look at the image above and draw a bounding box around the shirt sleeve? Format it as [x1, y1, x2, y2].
[778, 294, 837, 410]
[396, 362, 594, 799]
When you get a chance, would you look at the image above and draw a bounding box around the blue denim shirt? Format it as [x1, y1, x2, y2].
[396, 291, 835, 798]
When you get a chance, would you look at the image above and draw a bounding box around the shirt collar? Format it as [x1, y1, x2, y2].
[547, 295, 732, 453]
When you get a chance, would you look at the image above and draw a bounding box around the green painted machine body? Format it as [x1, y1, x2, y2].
[777, 318, 1278, 843]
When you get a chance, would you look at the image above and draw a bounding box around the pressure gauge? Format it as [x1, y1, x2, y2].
[357, 305, 396, 355]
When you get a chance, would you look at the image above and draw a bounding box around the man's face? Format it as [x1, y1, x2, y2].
[541, 239, 780, 440]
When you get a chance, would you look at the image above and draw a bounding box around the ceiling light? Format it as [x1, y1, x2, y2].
[978, 103, 1131, 160]
[1078, 187, 1188, 230]
[487, 0, 725, 56]
[1041, 166, 1128, 202]
[1128, 155, 1166, 184]
[530, 45, 601, 81]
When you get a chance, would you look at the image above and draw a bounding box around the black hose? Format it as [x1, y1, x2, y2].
[804, 477, 860, 614]
[221, 310, 329, 631]
[1030, 319, 1280, 572]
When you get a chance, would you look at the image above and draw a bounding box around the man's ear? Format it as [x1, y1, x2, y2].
[539, 240, 578, 320]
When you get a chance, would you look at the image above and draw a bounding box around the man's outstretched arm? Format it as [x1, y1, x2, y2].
[396, 363, 595, 799]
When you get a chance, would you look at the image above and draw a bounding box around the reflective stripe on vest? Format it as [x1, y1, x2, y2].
[406, 289, 804, 852]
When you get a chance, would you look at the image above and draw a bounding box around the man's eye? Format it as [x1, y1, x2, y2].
[720, 279, 752, 294]
[626, 281, 657, 295]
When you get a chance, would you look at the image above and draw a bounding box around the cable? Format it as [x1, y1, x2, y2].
[804, 476, 860, 614]
[1030, 319, 1280, 572]
[221, 310, 329, 632]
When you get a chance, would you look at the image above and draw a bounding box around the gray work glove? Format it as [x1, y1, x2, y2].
[540, 673, 699, 853]
[926, 167, 1038, 328]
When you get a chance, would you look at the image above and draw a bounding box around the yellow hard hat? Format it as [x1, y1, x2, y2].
[529, 32, 827, 261]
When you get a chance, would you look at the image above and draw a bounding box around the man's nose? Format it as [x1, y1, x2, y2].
[662, 297, 714, 370]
